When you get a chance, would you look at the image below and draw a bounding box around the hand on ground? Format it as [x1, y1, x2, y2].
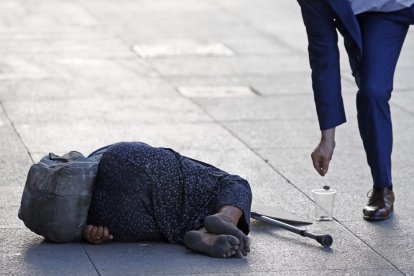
[311, 139, 335, 176]
[83, 225, 113, 245]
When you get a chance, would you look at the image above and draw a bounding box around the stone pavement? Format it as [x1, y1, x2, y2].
[1, 0, 414, 275]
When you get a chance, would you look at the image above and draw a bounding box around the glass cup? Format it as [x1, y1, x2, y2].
[312, 188, 337, 221]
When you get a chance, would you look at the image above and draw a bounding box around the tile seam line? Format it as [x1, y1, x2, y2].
[80, 243, 101, 276]
[338, 222, 406, 275]
[0, 99, 34, 164]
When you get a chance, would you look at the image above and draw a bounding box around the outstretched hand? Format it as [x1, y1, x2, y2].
[311, 128, 336, 177]
[83, 225, 113, 244]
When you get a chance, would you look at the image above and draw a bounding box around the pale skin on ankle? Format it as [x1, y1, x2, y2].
[217, 206, 242, 225]
[311, 127, 336, 176]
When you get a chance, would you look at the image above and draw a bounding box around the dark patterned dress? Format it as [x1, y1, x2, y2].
[87, 142, 252, 244]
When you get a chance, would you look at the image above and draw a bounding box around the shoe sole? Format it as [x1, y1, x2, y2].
[363, 214, 392, 221]
[363, 205, 394, 221]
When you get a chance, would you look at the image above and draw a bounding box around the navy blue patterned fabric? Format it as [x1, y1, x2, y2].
[87, 142, 252, 244]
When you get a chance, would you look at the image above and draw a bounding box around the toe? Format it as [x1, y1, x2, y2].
[228, 235, 240, 246]
[235, 250, 243, 258]
[244, 236, 250, 246]
[243, 236, 251, 251]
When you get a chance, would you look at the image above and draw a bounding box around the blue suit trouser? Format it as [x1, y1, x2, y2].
[356, 6, 414, 188]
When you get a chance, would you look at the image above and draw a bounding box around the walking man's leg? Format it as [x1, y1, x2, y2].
[356, 9, 412, 220]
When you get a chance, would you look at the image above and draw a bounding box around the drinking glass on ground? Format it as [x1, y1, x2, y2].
[312, 188, 337, 221]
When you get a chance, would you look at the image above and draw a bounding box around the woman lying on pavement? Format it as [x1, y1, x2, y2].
[83, 142, 252, 258]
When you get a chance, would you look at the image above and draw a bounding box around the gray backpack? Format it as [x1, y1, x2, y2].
[18, 150, 104, 243]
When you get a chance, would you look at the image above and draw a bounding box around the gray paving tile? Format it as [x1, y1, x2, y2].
[0, 113, 33, 187]
[82, 3, 259, 42]
[396, 30, 414, 69]
[0, 229, 97, 275]
[14, 122, 246, 157]
[189, 270, 402, 276]
[150, 55, 309, 77]
[178, 86, 258, 98]
[220, 36, 294, 56]
[39, 56, 155, 79]
[0, 55, 51, 80]
[403, 270, 414, 276]
[167, 72, 315, 96]
[222, 120, 320, 149]
[0, 31, 115, 41]
[0, 111, 27, 151]
[0, 186, 24, 207]
[87, 0, 302, 61]
[391, 178, 414, 221]
[392, 144, 414, 178]
[2, 96, 211, 125]
[82, 0, 217, 14]
[0, 1, 98, 32]
[194, 95, 317, 122]
[0, 153, 34, 187]
[0, 77, 180, 103]
[0, 54, 156, 80]
[133, 41, 235, 58]
[393, 91, 414, 114]
[248, 221, 391, 271]
[84, 221, 393, 275]
[342, 219, 414, 273]
[193, 93, 363, 123]
[0, 206, 24, 228]
[214, 0, 308, 53]
[394, 68, 414, 91]
[0, 36, 134, 58]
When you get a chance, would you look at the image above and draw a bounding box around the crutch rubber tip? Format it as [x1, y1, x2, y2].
[316, 234, 333, 248]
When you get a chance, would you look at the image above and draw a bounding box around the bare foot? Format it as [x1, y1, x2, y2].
[83, 225, 113, 245]
[204, 213, 250, 256]
[184, 230, 241, 258]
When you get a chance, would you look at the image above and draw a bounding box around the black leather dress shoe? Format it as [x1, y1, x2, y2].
[363, 188, 394, 221]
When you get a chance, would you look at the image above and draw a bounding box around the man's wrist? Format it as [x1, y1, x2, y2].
[321, 127, 336, 142]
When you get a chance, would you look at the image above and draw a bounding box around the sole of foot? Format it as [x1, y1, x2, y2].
[184, 230, 241, 258]
[204, 213, 250, 256]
